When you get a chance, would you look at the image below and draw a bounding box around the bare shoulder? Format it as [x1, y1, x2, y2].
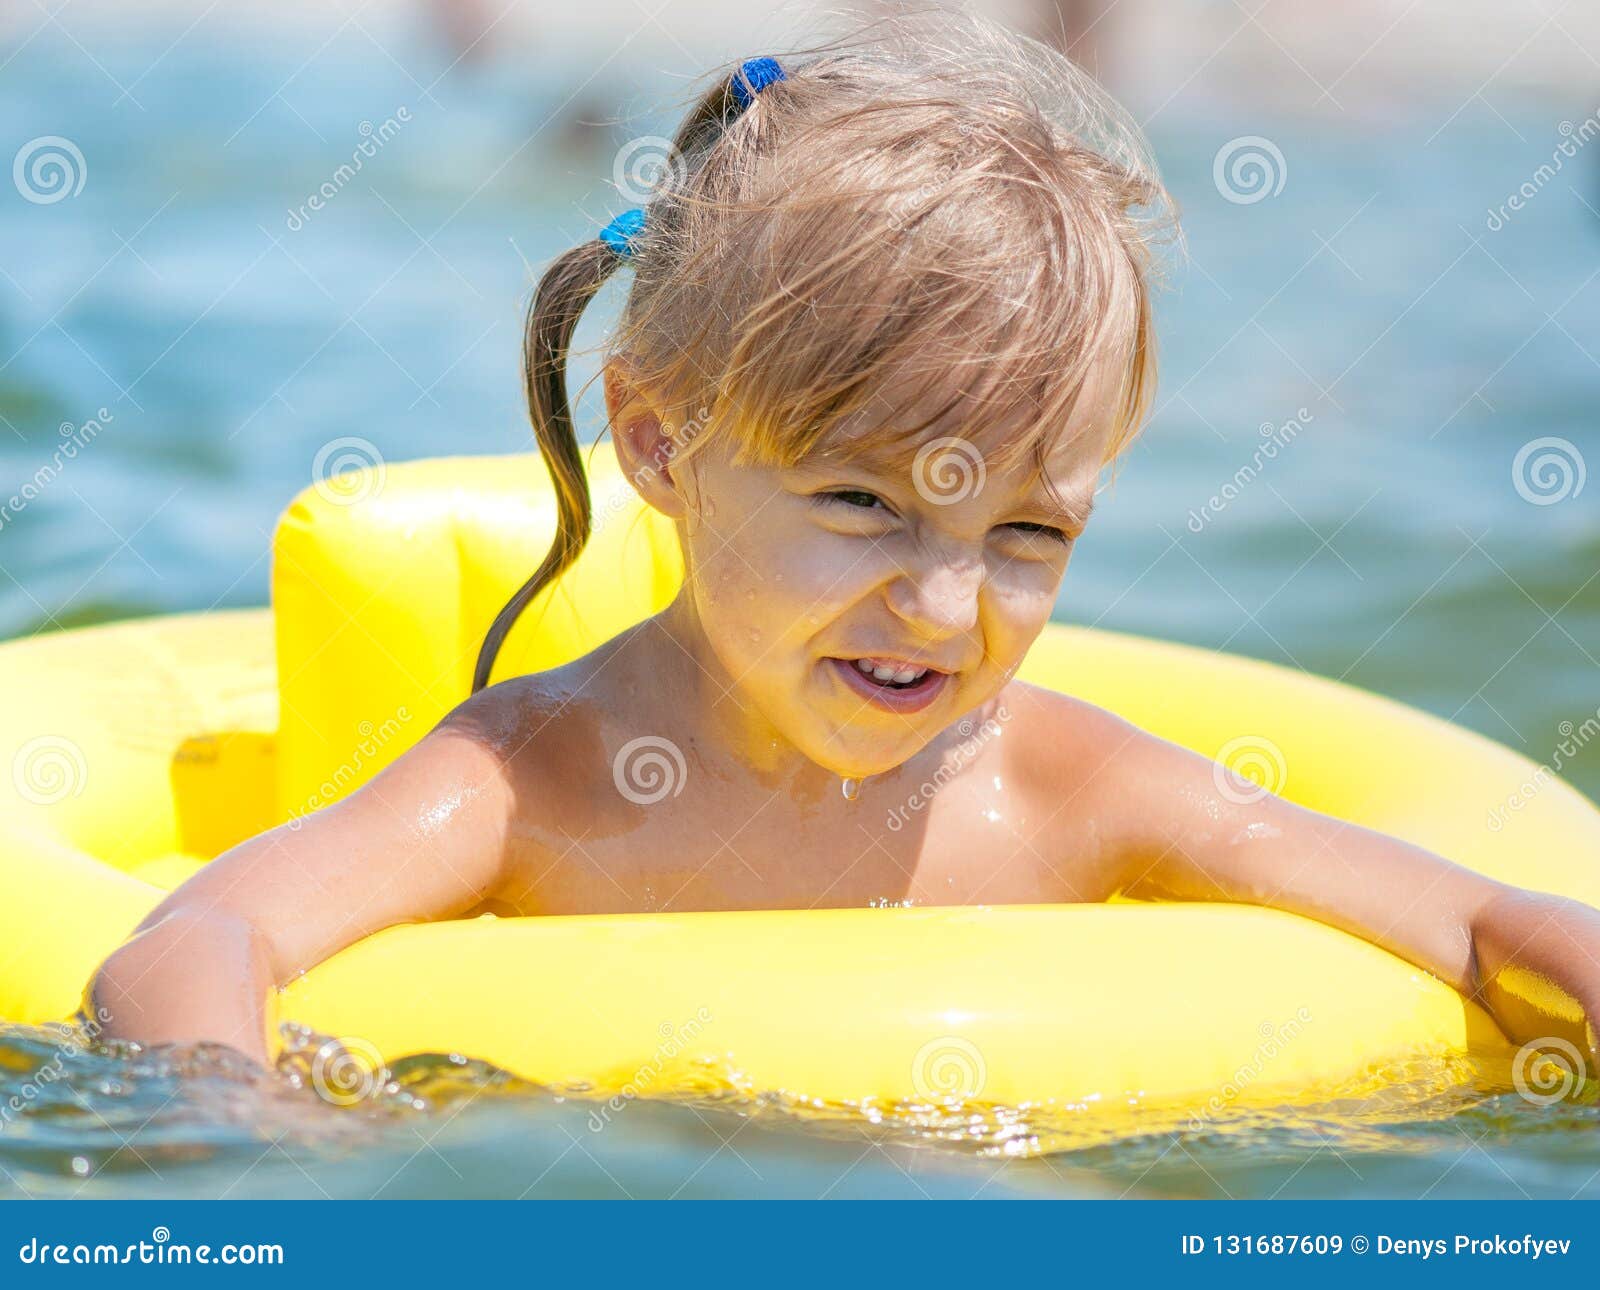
[993, 678, 1156, 788]
[989, 679, 1197, 866]
[433, 672, 569, 764]
[434, 666, 609, 813]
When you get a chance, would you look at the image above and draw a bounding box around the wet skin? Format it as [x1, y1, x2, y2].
[89, 359, 1600, 1069]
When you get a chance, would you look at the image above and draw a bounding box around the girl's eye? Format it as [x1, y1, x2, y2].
[1007, 521, 1072, 545]
[819, 489, 886, 511]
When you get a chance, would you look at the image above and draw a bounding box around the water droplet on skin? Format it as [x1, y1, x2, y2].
[1229, 820, 1283, 845]
[747, 628, 762, 645]
[745, 588, 756, 601]
[841, 776, 860, 801]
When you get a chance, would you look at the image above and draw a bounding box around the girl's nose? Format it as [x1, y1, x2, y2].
[883, 552, 984, 636]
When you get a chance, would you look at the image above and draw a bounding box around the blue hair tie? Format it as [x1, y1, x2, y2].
[599, 207, 647, 259]
[599, 59, 781, 258]
[729, 56, 785, 110]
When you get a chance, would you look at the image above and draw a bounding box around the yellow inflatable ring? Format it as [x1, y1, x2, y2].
[2, 443, 1596, 1135]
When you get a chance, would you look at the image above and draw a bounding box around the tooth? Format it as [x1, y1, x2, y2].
[892, 668, 918, 683]
[871, 665, 898, 681]
[855, 659, 875, 674]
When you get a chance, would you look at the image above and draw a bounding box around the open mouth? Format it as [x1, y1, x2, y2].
[827, 656, 951, 712]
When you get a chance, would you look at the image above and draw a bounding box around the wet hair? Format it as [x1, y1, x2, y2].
[472, 7, 1175, 693]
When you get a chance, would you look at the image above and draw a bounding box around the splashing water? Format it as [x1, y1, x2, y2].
[2, 1015, 1598, 1199]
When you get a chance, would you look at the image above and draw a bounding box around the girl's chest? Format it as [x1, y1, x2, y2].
[493, 775, 1108, 915]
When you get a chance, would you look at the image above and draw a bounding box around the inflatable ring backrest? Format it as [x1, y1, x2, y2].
[272, 444, 682, 823]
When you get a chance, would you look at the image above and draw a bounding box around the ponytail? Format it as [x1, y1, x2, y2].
[471, 238, 625, 693]
[472, 56, 790, 692]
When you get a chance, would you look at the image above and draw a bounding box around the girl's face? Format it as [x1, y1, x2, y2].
[661, 364, 1123, 780]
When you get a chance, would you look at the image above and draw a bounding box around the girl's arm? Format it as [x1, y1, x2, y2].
[88, 698, 518, 1066]
[1081, 706, 1600, 1066]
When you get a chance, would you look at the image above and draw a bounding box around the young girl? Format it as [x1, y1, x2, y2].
[92, 12, 1600, 1075]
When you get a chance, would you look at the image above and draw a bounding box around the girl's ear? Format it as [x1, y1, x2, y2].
[605, 360, 688, 519]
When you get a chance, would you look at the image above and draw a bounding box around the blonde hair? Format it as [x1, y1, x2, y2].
[473, 7, 1175, 692]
